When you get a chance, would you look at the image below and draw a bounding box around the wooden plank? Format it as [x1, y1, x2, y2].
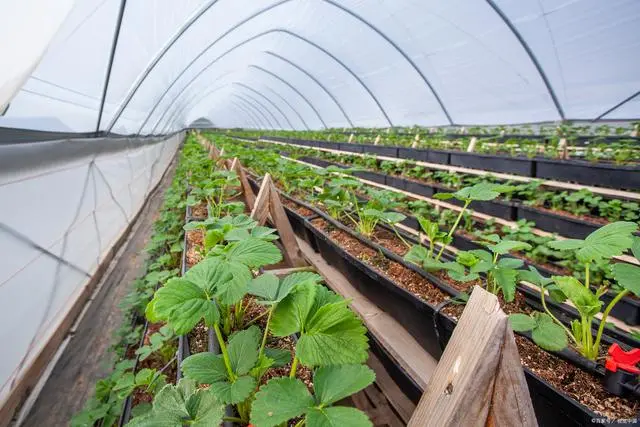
[297, 238, 436, 390]
[250, 174, 272, 225]
[262, 266, 316, 277]
[267, 178, 306, 267]
[367, 352, 416, 423]
[230, 158, 256, 210]
[258, 138, 640, 202]
[408, 286, 536, 427]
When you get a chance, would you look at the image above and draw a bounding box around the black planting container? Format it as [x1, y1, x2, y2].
[300, 210, 631, 426]
[338, 143, 364, 153]
[403, 179, 436, 197]
[426, 149, 451, 165]
[353, 170, 387, 185]
[535, 158, 640, 190]
[516, 205, 600, 239]
[397, 147, 429, 162]
[384, 175, 407, 191]
[360, 144, 399, 158]
[449, 151, 535, 176]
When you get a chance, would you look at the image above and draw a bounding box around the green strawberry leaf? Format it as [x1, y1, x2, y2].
[548, 221, 637, 263]
[508, 313, 536, 332]
[270, 282, 317, 336]
[225, 238, 282, 268]
[306, 407, 372, 427]
[181, 353, 227, 384]
[612, 262, 640, 296]
[227, 325, 261, 376]
[251, 378, 314, 427]
[313, 365, 375, 406]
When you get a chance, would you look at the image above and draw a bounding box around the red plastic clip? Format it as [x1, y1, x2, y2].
[605, 343, 640, 374]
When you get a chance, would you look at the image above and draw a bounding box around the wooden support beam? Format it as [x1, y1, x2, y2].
[250, 174, 306, 267]
[230, 158, 256, 211]
[262, 266, 317, 277]
[408, 286, 537, 427]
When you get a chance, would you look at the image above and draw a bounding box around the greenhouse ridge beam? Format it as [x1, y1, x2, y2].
[232, 82, 296, 130]
[264, 51, 354, 127]
[323, 0, 452, 125]
[95, 0, 128, 134]
[104, 0, 221, 132]
[142, 29, 392, 134]
[486, 0, 565, 120]
[247, 65, 327, 129]
[594, 90, 640, 120]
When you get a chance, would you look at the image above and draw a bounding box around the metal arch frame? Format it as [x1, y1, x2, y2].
[133, 0, 296, 134]
[594, 90, 640, 121]
[230, 99, 266, 129]
[232, 93, 276, 129]
[233, 82, 296, 130]
[162, 76, 311, 133]
[104, 0, 222, 131]
[264, 50, 353, 127]
[486, 0, 565, 120]
[95, 0, 128, 133]
[261, 85, 310, 131]
[161, 84, 230, 133]
[322, 0, 452, 125]
[139, 28, 392, 135]
[227, 102, 262, 129]
[232, 89, 283, 129]
[247, 65, 327, 129]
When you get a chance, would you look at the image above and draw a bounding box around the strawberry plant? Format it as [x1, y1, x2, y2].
[510, 222, 640, 359]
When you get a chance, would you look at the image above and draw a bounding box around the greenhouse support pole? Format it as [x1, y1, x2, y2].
[95, 0, 128, 135]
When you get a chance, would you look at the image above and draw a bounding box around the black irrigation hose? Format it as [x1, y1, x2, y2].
[433, 299, 455, 352]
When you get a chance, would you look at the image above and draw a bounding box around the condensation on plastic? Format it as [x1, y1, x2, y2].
[1, 0, 639, 132]
[0, 132, 182, 405]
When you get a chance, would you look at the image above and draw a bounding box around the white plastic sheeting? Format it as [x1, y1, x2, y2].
[1, 0, 639, 132]
[0, 132, 181, 406]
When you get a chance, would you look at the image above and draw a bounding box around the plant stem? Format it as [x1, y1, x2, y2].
[246, 310, 269, 327]
[540, 287, 578, 345]
[584, 262, 590, 289]
[289, 356, 299, 378]
[391, 225, 412, 250]
[293, 419, 306, 427]
[593, 289, 629, 357]
[223, 416, 246, 424]
[436, 200, 470, 261]
[259, 308, 274, 358]
[213, 323, 236, 380]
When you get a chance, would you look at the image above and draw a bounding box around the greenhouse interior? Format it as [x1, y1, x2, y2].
[1, 1, 640, 426]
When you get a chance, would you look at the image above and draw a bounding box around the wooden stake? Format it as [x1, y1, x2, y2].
[411, 133, 420, 148]
[632, 123, 639, 138]
[230, 158, 256, 210]
[466, 136, 478, 153]
[374, 135, 381, 145]
[408, 286, 536, 427]
[558, 138, 569, 160]
[250, 174, 306, 267]
[348, 133, 355, 143]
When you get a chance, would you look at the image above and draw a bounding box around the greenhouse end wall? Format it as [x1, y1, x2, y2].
[0, 132, 183, 409]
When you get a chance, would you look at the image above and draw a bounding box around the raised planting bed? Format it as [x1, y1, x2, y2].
[287, 201, 640, 425]
[265, 136, 640, 190]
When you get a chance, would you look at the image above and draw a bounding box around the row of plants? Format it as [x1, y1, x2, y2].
[228, 123, 640, 164]
[70, 136, 203, 426]
[227, 138, 637, 306]
[213, 134, 640, 422]
[251, 139, 640, 226]
[85, 135, 377, 426]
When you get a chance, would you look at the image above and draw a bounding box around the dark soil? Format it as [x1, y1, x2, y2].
[282, 198, 314, 217]
[186, 229, 204, 268]
[191, 202, 208, 219]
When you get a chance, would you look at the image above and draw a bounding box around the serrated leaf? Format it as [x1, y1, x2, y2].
[264, 347, 291, 367]
[494, 268, 519, 302]
[306, 407, 372, 427]
[631, 236, 640, 260]
[508, 313, 536, 332]
[251, 378, 314, 427]
[380, 211, 406, 224]
[548, 221, 637, 262]
[224, 228, 251, 241]
[532, 313, 568, 352]
[225, 238, 282, 268]
[150, 278, 219, 334]
[227, 325, 261, 375]
[183, 258, 226, 294]
[213, 261, 251, 305]
[553, 276, 602, 317]
[314, 365, 375, 406]
[497, 257, 524, 269]
[252, 226, 279, 240]
[518, 266, 552, 287]
[298, 302, 368, 366]
[181, 353, 227, 384]
[271, 282, 317, 336]
[612, 263, 640, 296]
[210, 375, 256, 404]
[489, 240, 531, 255]
[404, 245, 429, 265]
